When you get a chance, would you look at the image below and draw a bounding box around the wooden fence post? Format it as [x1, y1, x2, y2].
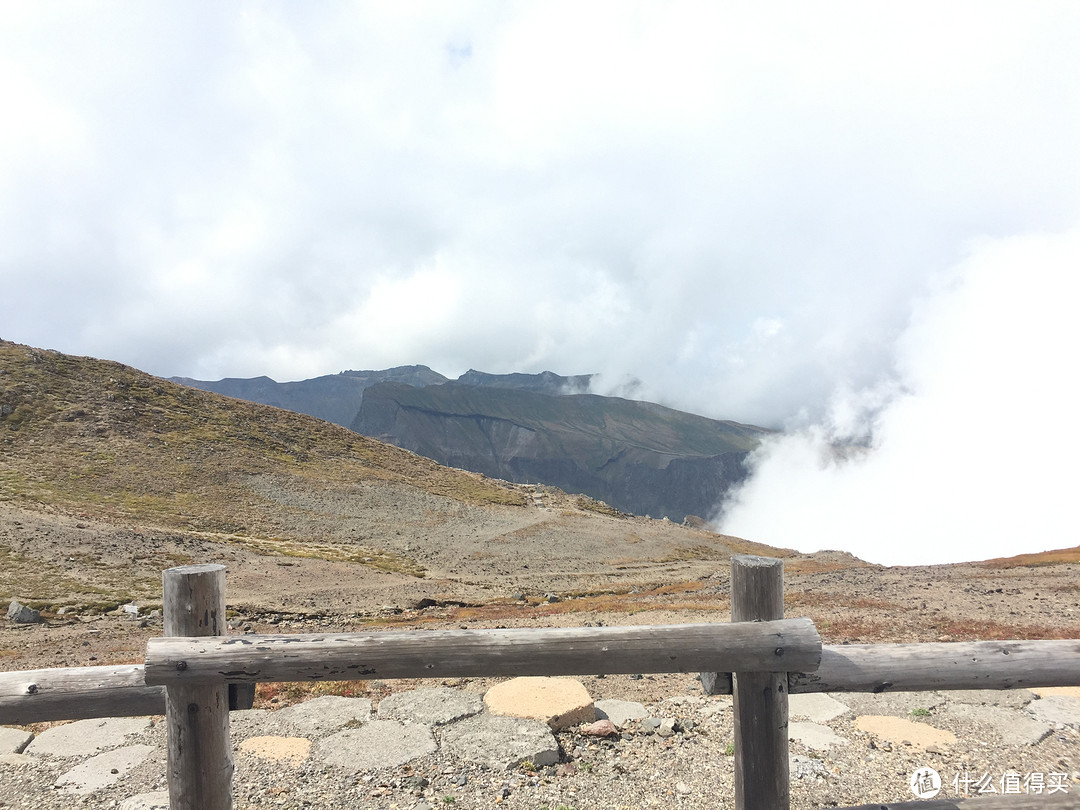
[731, 555, 789, 810]
[162, 564, 233, 810]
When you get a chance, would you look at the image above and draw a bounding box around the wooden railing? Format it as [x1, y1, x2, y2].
[2, 555, 1078, 810]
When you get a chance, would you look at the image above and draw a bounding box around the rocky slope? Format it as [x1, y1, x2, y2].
[353, 381, 770, 522]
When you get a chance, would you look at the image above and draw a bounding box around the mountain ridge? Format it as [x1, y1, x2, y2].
[170, 367, 773, 521]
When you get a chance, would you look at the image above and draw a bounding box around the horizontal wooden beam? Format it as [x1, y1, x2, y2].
[0, 665, 164, 725]
[835, 793, 1078, 809]
[145, 618, 821, 685]
[700, 640, 1080, 695]
[789, 640, 1080, 694]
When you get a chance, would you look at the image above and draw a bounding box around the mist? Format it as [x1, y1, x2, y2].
[717, 227, 1080, 565]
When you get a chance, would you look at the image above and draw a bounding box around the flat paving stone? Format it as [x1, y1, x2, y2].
[789, 721, 849, 750]
[273, 696, 373, 737]
[120, 792, 170, 810]
[439, 713, 559, 770]
[228, 708, 277, 738]
[25, 717, 151, 757]
[789, 693, 850, 723]
[316, 719, 436, 771]
[945, 689, 1035, 708]
[1027, 694, 1080, 727]
[1031, 686, 1080, 699]
[940, 703, 1052, 747]
[853, 715, 957, 752]
[484, 676, 593, 730]
[594, 699, 649, 727]
[54, 744, 157, 795]
[377, 687, 483, 726]
[238, 735, 311, 765]
[839, 691, 947, 718]
[0, 726, 34, 753]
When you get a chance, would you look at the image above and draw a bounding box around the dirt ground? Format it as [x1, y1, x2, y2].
[2, 494, 1078, 675]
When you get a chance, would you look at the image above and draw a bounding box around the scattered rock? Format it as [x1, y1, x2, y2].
[580, 719, 620, 738]
[6, 600, 41, 623]
[594, 698, 649, 727]
[791, 754, 829, 780]
[640, 717, 661, 735]
[656, 717, 677, 738]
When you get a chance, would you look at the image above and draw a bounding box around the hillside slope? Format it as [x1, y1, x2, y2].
[0, 340, 776, 616]
[169, 367, 772, 521]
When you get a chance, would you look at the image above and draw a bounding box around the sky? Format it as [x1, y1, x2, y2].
[2, 2, 1079, 565]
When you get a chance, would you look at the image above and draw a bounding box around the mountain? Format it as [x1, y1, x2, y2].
[0, 339, 779, 618]
[455, 369, 593, 396]
[169, 367, 772, 523]
[170, 366, 448, 428]
[353, 381, 771, 522]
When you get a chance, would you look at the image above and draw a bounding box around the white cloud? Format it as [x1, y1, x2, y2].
[2, 2, 1080, 561]
[718, 226, 1080, 565]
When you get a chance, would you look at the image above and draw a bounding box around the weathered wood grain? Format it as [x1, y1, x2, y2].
[731, 554, 790, 810]
[144, 618, 822, 685]
[699, 640, 1080, 696]
[788, 640, 1080, 694]
[162, 564, 233, 810]
[0, 664, 164, 725]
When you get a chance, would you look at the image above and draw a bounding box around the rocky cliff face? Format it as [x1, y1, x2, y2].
[353, 381, 771, 522]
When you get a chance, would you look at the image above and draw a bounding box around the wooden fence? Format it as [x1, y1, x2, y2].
[2, 555, 1078, 810]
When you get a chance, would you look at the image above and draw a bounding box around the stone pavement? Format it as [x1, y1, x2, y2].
[1, 678, 1078, 807]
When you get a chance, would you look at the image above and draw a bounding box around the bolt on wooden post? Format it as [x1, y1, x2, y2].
[162, 564, 233, 810]
[731, 555, 789, 810]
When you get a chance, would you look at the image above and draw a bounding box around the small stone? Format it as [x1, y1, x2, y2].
[676, 781, 691, 795]
[580, 719, 620, 738]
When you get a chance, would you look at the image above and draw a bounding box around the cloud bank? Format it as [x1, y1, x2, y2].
[2, 2, 1080, 562]
[718, 227, 1080, 565]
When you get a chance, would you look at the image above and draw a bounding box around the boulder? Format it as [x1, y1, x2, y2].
[6, 600, 41, 623]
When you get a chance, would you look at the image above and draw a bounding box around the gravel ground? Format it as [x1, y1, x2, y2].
[2, 678, 1078, 810]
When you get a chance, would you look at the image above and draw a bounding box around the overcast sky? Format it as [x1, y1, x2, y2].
[2, 2, 1078, 564]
